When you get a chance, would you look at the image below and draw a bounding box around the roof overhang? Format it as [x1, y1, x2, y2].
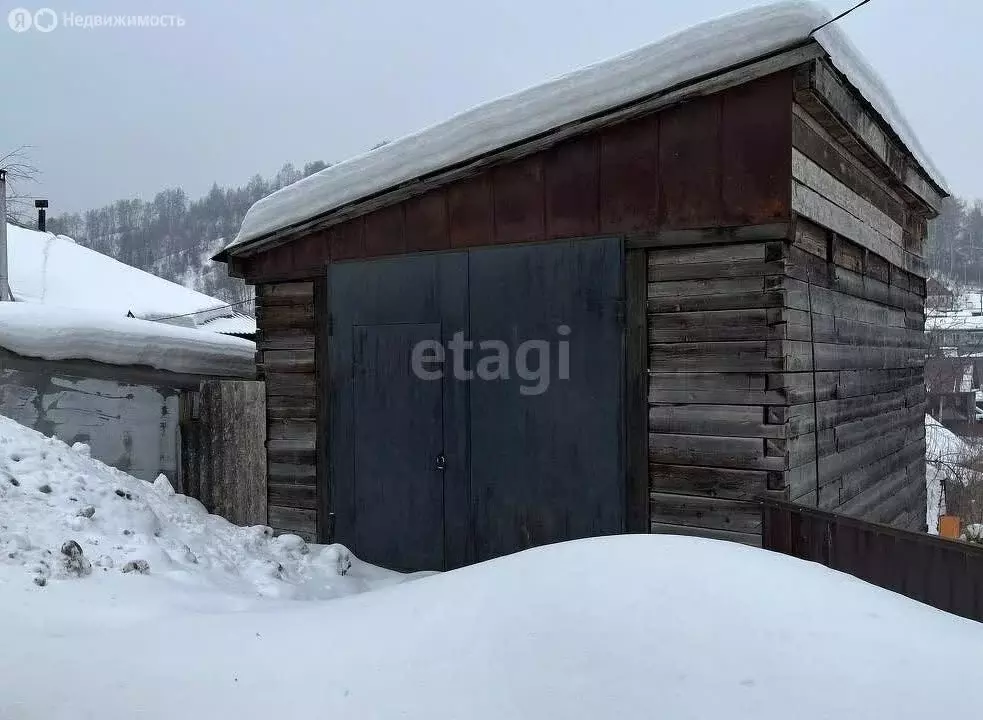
[215, 40, 826, 264]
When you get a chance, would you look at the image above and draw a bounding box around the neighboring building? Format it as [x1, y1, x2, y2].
[5, 223, 256, 339]
[0, 303, 255, 482]
[216, 1, 945, 566]
[0, 223, 257, 483]
[926, 356, 978, 423]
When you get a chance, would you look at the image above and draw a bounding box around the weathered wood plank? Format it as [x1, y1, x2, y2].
[648, 372, 789, 406]
[648, 259, 785, 283]
[625, 250, 650, 534]
[268, 461, 317, 485]
[648, 308, 775, 343]
[266, 439, 316, 465]
[626, 223, 789, 249]
[648, 403, 786, 438]
[647, 289, 787, 314]
[648, 242, 769, 265]
[650, 463, 774, 499]
[793, 149, 904, 246]
[649, 521, 761, 547]
[807, 59, 942, 214]
[265, 373, 316, 397]
[268, 505, 317, 539]
[267, 419, 317, 443]
[260, 349, 316, 374]
[792, 181, 904, 268]
[255, 303, 316, 331]
[648, 433, 785, 471]
[649, 341, 786, 373]
[650, 492, 762, 534]
[791, 105, 906, 225]
[266, 395, 316, 420]
[257, 281, 314, 306]
[268, 482, 318, 511]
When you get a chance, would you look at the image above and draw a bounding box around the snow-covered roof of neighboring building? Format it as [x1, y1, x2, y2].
[0, 303, 255, 378]
[223, 0, 946, 255]
[197, 312, 258, 337]
[6, 223, 254, 335]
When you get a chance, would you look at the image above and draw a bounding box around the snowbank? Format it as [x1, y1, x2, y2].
[3, 535, 983, 718]
[0, 302, 255, 377]
[3, 413, 983, 718]
[0, 413, 404, 598]
[6, 223, 236, 325]
[229, 0, 945, 251]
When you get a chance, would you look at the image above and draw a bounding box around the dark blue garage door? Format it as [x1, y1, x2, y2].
[328, 237, 624, 571]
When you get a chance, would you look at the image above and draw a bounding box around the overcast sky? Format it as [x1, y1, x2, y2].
[1, 0, 979, 214]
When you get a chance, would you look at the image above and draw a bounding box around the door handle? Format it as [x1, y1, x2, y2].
[435, 453, 446, 471]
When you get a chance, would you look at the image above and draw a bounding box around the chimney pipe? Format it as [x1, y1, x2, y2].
[35, 199, 48, 232]
[0, 170, 10, 301]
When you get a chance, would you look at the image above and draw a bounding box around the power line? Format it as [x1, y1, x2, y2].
[810, 0, 874, 36]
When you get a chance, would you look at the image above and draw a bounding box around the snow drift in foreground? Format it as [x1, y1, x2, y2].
[0, 414, 405, 599]
[4, 412, 983, 719]
[4, 535, 983, 719]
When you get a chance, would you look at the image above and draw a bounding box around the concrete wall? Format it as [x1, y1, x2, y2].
[0, 365, 179, 482]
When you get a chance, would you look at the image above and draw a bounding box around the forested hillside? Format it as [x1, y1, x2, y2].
[45, 161, 329, 306]
[927, 197, 983, 288]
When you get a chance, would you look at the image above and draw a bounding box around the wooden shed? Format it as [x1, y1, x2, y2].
[216, 2, 946, 570]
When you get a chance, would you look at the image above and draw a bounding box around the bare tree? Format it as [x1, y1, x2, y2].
[0, 146, 39, 224]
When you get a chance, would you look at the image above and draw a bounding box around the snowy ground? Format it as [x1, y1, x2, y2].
[0, 414, 408, 599]
[4, 413, 983, 719]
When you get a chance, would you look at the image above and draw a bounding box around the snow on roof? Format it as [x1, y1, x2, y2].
[226, 0, 946, 254]
[0, 302, 255, 377]
[6, 223, 244, 331]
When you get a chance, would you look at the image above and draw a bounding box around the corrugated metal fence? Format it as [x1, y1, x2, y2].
[762, 499, 983, 623]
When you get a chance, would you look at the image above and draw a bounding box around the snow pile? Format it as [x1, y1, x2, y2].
[925, 414, 976, 533]
[0, 414, 403, 598]
[3, 533, 983, 718]
[6, 222, 237, 326]
[228, 0, 944, 251]
[0, 302, 255, 377]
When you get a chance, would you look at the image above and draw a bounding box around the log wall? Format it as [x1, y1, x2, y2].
[646, 235, 792, 547]
[254, 281, 319, 540]
[782, 93, 930, 531]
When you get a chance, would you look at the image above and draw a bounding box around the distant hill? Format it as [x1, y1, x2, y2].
[45, 160, 330, 307]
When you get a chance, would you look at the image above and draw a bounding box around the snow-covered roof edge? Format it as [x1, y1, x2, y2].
[222, 0, 946, 257]
[0, 303, 256, 379]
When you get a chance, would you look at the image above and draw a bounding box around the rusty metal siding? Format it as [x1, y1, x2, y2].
[598, 114, 660, 234]
[448, 174, 495, 249]
[658, 94, 723, 229]
[328, 216, 365, 261]
[363, 202, 406, 257]
[404, 190, 451, 253]
[240, 72, 793, 281]
[544, 135, 600, 238]
[492, 154, 546, 245]
[721, 71, 793, 225]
